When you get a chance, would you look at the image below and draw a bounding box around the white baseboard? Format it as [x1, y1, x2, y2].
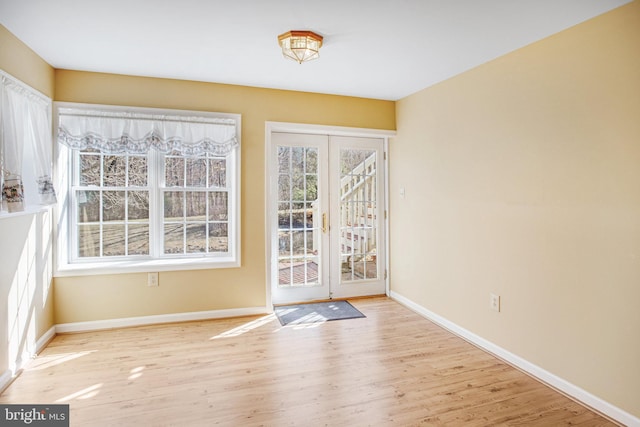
[55, 306, 269, 333]
[390, 291, 639, 427]
[0, 369, 15, 394]
[36, 326, 56, 354]
[0, 326, 56, 393]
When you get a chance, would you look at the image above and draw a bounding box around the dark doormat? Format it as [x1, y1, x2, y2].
[274, 300, 366, 326]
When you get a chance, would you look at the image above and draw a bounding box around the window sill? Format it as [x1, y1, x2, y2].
[0, 205, 52, 220]
[54, 256, 240, 277]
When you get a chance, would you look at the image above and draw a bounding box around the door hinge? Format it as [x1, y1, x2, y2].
[384, 270, 388, 280]
[384, 210, 387, 220]
[384, 152, 387, 161]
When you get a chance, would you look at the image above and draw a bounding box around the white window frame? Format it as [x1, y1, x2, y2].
[54, 103, 241, 276]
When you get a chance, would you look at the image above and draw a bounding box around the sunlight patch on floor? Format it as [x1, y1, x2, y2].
[56, 383, 103, 402]
[127, 366, 145, 381]
[210, 314, 277, 339]
[27, 351, 96, 371]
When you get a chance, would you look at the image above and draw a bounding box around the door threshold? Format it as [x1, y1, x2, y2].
[272, 294, 387, 307]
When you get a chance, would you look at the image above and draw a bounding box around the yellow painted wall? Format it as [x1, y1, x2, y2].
[53, 70, 396, 324]
[0, 25, 54, 98]
[390, 1, 640, 417]
[0, 25, 56, 376]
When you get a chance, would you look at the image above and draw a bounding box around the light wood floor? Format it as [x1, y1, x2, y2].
[1, 297, 616, 426]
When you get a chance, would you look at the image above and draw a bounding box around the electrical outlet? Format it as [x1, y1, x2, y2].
[148, 272, 159, 287]
[489, 293, 500, 312]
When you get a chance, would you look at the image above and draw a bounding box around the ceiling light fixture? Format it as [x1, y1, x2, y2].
[277, 30, 323, 64]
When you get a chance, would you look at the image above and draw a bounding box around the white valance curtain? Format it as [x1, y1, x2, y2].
[57, 107, 239, 157]
[1, 71, 56, 213]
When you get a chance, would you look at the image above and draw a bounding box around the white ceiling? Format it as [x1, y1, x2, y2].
[0, 0, 631, 101]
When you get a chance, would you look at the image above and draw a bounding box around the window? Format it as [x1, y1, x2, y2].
[55, 103, 240, 275]
[74, 150, 150, 258]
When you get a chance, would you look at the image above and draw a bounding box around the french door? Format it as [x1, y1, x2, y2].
[269, 132, 386, 304]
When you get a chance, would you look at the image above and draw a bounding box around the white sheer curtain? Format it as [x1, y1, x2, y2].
[0, 72, 55, 213]
[57, 107, 238, 156]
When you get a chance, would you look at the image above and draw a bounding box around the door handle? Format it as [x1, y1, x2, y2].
[322, 213, 327, 233]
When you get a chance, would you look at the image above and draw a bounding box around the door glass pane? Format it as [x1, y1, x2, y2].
[277, 145, 320, 288]
[339, 148, 378, 282]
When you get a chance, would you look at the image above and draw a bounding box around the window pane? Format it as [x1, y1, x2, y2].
[128, 191, 149, 221]
[186, 224, 206, 253]
[164, 224, 184, 254]
[103, 155, 126, 187]
[77, 190, 100, 223]
[165, 157, 184, 187]
[208, 223, 228, 252]
[103, 191, 125, 221]
[186, 192, 206, 221]
[208, 192, 228, 221]
[78, 225, 100, 257]
[164, 191, 184, 219]
[186, 158, 207, 187]
[128, 156, 148, 186]
[79, 154, 101, 186]
[208, 158, 226, 188]
[128, 224, 149, 255]
[103, 224, 125, 256]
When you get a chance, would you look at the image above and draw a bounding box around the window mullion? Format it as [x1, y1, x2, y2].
[99, 152, 104, 258]
[69, 149, 79, 262]
[149, 149, 163, 258]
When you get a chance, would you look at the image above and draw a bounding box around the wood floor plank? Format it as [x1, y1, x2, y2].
[0, 297, 617, 426]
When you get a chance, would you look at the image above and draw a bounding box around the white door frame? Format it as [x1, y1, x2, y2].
[265, 122, 395, 307]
